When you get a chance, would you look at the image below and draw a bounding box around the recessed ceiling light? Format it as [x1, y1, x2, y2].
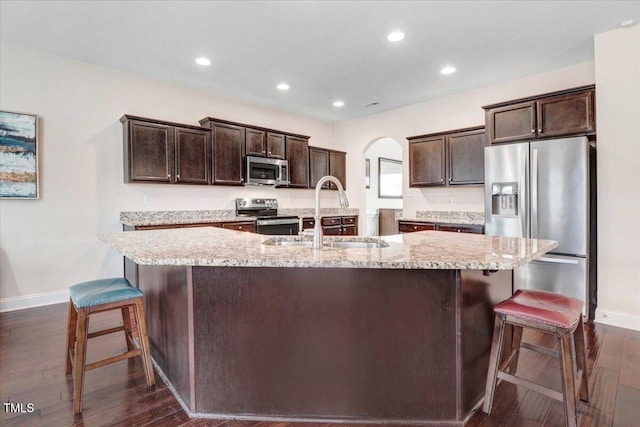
[277, 83, 290, 91]
[333, 100, 345, 107]
[441, 66, 456, 75]
[195, 57, 211, 66]
[387, 31, 405, 42]
[620, 19, 635, 28]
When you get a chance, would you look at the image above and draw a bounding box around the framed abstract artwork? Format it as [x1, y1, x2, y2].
[0, 110, 39, 199]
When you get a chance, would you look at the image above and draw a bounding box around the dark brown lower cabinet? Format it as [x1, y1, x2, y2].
[398, 220, 484, 234]
[221, 221, 256, 233]
[130, 263, 512, 422]
[303, 215, 359, 235]
[125, 221, 255, 233]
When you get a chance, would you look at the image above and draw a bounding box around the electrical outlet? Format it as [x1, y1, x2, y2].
[144, 195, 152, 205]
[451, 197, 457, 205]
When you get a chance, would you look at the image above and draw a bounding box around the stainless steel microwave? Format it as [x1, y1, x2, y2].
[245, 156, 289, 186]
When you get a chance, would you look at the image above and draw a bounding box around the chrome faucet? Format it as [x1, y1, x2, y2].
[313, 175, 349, 249]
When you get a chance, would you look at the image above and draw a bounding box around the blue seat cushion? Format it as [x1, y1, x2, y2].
[69, 278, 142, 309]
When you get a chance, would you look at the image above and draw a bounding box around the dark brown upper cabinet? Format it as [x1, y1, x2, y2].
[175, 127, 210, 184]
[285, 135, 310, 188]
[245, 129, 286, 159]
[408, 135, 446, 187]
[208, 121, 245, 185]
[266, 132, 286, 159]
[121, 115, 209, 184]
[408, 126, 485, 187]
[309, 146, 347, 190]
[447, 127, 485, 185]
[484, 85, 595, 144]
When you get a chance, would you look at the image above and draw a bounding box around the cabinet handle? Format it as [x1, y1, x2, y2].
[176, 174, 180, 179]
[413, 226, 417, 230]
[167, 174, 171, 178]
[262, 151, 266, 154]
[239, 226, 242, 229]
[268, 152, 272, 156]
[531, 129, 536, 133]
[538, 128, 542, 133]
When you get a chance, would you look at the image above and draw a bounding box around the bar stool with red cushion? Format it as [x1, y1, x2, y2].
[65, 278, 155, 414]
[482, 289, 588, 427]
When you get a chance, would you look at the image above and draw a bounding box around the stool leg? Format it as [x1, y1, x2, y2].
[506, 325, 523, 374]
[73, 309, 89, 414]
[574, 318, 589, 402]
[121, 306, 135, 352]
[483, 314, 506, 415]
[65, 299, 77, 375]
[559, 330, 578, 427]
[133, 298, 155, 387]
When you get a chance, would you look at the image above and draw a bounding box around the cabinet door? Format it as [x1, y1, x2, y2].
[245, 128, 266, 157]
[486, 101, 537, 144]
[409, 136, 446, 187]
[398, 221, 436, 233]
[175, 127, 210, 184]
[302, 218, 316, 230]
[436, 224, 484, 234]
[322, 226, 342, 235]
[329, 151, 347, 190]
[266, 132, 286, 159]
[211, 122, 245, 185]
[126, 120, 174, 182]
[221, 221, 256, 233]
[448, 128, 485, 185]
[342, 225, 357, 236]
[537, 90, 595, 138]
[309, 147, 329, 189]
[285, 135, 310, 188]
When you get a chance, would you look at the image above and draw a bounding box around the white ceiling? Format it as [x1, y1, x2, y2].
[1, 1, 639, 122]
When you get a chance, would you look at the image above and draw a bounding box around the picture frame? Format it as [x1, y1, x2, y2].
[0, 110, 39, 199]
[378, 157, 402, 199]
[365, 158, 371, 189]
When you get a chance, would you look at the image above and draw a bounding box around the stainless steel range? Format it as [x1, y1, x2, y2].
[235, 198, 299, 235]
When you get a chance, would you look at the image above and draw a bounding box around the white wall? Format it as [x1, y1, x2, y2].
[364, 138, 403, 214]
[593, 26, 640, 330]
[0, 43, 338, 303]
[334, 62, 596, 218]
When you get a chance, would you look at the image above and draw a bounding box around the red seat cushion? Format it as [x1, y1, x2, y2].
[495, 289, 583, 329]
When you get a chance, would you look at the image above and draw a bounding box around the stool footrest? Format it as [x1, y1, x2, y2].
[497, 370, 563, 402]
[85, 349, 142, 371]
[521, 341, 560, 359]
[87, 325, 125, 339]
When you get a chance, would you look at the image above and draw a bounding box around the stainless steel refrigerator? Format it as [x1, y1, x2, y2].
[484, 136, 596, 318]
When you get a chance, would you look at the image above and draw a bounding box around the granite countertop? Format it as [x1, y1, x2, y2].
[408, 211, 485, 225]
[99, 227, 556, 270]
[120, 209, 360, 226]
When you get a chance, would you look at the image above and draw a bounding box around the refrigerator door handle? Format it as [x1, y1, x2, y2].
[531, 148, 539, 238]
[521, 148, 529, 238]
[533, 256, 581, 265]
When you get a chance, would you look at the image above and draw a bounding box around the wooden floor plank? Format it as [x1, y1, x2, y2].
[2, 303, 640, 426]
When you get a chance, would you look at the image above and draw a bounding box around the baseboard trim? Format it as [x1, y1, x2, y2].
[594, 308, 640, 332]
[0, 290, 69, 312]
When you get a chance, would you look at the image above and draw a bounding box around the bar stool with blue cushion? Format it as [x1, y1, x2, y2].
[65, 278, 155, 414]
[482, 289, 588, 427]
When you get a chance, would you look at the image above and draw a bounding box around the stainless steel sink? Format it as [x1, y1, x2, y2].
[262, 237, 389, 249]
[263, 240, 313, 247]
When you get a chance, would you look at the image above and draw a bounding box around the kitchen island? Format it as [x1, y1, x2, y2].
[99, 227, 557, 425]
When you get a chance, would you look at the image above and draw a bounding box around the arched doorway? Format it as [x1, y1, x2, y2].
[362, 137, 403, 236]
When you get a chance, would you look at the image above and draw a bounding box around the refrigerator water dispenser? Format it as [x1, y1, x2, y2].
[491, 182, 518, 216]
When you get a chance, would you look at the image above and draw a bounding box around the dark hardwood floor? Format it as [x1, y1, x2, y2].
[1, 302, 638, 426]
